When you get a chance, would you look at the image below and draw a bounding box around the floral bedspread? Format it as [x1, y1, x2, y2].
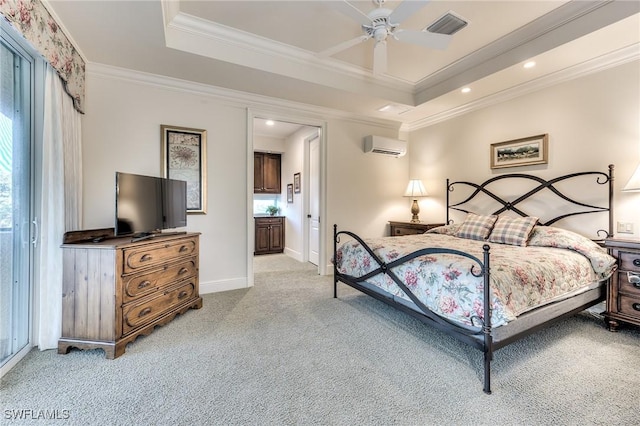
[335, 227, 616, 328]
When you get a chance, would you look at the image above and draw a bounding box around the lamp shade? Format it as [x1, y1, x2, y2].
[404, 179, 428, 198]
[622, 164, 640, 192]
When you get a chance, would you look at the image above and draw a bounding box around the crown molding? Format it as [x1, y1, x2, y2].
[402, 43, 640, 132]
[163, 9, 415, 106]
[85, 40, 639, 135]
[86, 62, 401, 132]
[412, 0, 640, 105]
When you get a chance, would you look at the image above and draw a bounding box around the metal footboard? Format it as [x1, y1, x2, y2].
[333, 224, 494, 394]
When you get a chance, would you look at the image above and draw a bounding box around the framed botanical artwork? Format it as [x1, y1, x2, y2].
[287, 184, 293, 203]
[161, 125, 207, 214]
[490, 134, 549, 169]
[293, 172, 301, 193]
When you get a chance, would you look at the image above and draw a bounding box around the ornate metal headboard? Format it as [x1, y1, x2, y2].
[446, 164, 614, 239]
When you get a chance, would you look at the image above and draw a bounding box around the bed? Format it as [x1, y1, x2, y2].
[333, 166, 617, 394]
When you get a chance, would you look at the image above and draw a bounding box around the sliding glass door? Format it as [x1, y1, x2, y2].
[0, 36, 33, 368]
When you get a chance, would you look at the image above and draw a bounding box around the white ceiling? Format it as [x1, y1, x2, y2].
[46, 0, 640, 132]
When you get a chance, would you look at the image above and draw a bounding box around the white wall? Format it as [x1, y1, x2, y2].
[408, 60, 640, 238]
[280, 127, 317, 261]
[81, 61, 637, 290]
[81, 67, 407, 291]
[325, 119, 409, 243]
[83, 73, 250, 293]
[253, 134, 285, 153]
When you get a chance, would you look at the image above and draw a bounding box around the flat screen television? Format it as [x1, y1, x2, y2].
[115, 172, 187, 239]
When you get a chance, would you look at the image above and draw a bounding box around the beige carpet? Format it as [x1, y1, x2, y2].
[253, 253, 318, 273]
[1, 266, 639, 425]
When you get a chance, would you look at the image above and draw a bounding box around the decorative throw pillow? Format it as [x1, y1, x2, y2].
[425, 223, 460, 236]
[455, 213, 498, 241]
[488, 216, 539, 246]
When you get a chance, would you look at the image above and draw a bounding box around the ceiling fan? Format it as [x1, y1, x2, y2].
[320, 0, 459, 76]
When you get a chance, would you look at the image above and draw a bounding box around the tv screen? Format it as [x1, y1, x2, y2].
[162, 178, 187, 229]
[115, 172, 187, 237]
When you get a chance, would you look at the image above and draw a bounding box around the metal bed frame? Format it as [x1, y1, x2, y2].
[333, 165, 614, 394]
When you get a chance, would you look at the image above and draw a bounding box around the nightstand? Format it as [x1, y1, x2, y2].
[604, 238, 640, 331]
[388, 221, 445, 237]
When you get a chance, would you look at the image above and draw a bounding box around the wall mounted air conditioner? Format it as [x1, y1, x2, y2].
[363, 135, 407, 157]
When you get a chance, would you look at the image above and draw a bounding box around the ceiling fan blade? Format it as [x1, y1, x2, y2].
[388, 0, 430, 24]
[331, 1, 372, 27]
[394, 29, 452, 50]
[318, 35, 370, 57]
[373, 41, 387, 76]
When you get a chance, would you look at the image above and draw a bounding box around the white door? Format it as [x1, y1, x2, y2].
[308, 135, 320, 266]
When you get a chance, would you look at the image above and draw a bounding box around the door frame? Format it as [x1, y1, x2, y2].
[246, 109, 327, 287]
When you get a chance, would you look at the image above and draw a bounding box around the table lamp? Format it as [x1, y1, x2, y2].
[404, 179, 428, 223]
[622, 163, 640, 192]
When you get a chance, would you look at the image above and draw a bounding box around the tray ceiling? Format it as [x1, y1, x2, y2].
[46, 0, 640, 130]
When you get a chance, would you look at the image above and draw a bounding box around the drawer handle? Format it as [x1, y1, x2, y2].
[634, 259, 640, 267]
[178, 291, 189, 299]
[138, 307, 152, 317]
[633, 303, 640, 312]
[629, 272, 640, 288]
[179, 245, 189, 253]
[178, 267, 189, 275]
[137, 280, 151, 290]
[140, 254, 152, 262]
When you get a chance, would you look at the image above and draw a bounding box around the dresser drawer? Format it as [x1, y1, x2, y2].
[255, 217, 283, 225]
[123, 237, 198, 273]
[393, 226, 425, 236]
[617, 294, 640, 318]
[122, 259, 197, 303]
[619, 251, 640, 271]
[122, 280, 197, 334]
[619, 270, 640, 296]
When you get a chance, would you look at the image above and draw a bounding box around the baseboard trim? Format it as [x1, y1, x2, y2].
[283, 247, 303, 262]
[200, 277, 249, 294]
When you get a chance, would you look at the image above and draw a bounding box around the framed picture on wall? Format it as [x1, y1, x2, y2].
[161, 124, 207, 214]
[287, 184, 293, 203]
[294, 172, 301, 193]
[490, 134, 548, 169]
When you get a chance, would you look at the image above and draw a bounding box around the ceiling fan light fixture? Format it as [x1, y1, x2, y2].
[327, 0, 455, 76]
[426, 12, 468, 36]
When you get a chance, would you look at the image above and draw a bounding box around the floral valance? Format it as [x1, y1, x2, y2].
[1, 0, 85, 113]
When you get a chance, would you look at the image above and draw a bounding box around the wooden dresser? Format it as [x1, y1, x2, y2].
[604, 238, 640, 331]
[389, 221, 445, 236]
[58, 232, 202, 359]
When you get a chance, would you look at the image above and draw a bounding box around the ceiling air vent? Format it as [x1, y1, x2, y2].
[426, 12, 468, 35]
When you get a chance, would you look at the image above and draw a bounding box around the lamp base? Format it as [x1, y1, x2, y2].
[410, 199, 420, 223]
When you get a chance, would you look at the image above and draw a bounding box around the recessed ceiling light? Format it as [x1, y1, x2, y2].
[461, 87, 471, 93]
[265, 120, 275, 126]
[524, 61, 536, 69]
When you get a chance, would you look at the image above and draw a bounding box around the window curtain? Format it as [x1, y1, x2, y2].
[1, 0, 85, 113]
[38, 64, 82, 350]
